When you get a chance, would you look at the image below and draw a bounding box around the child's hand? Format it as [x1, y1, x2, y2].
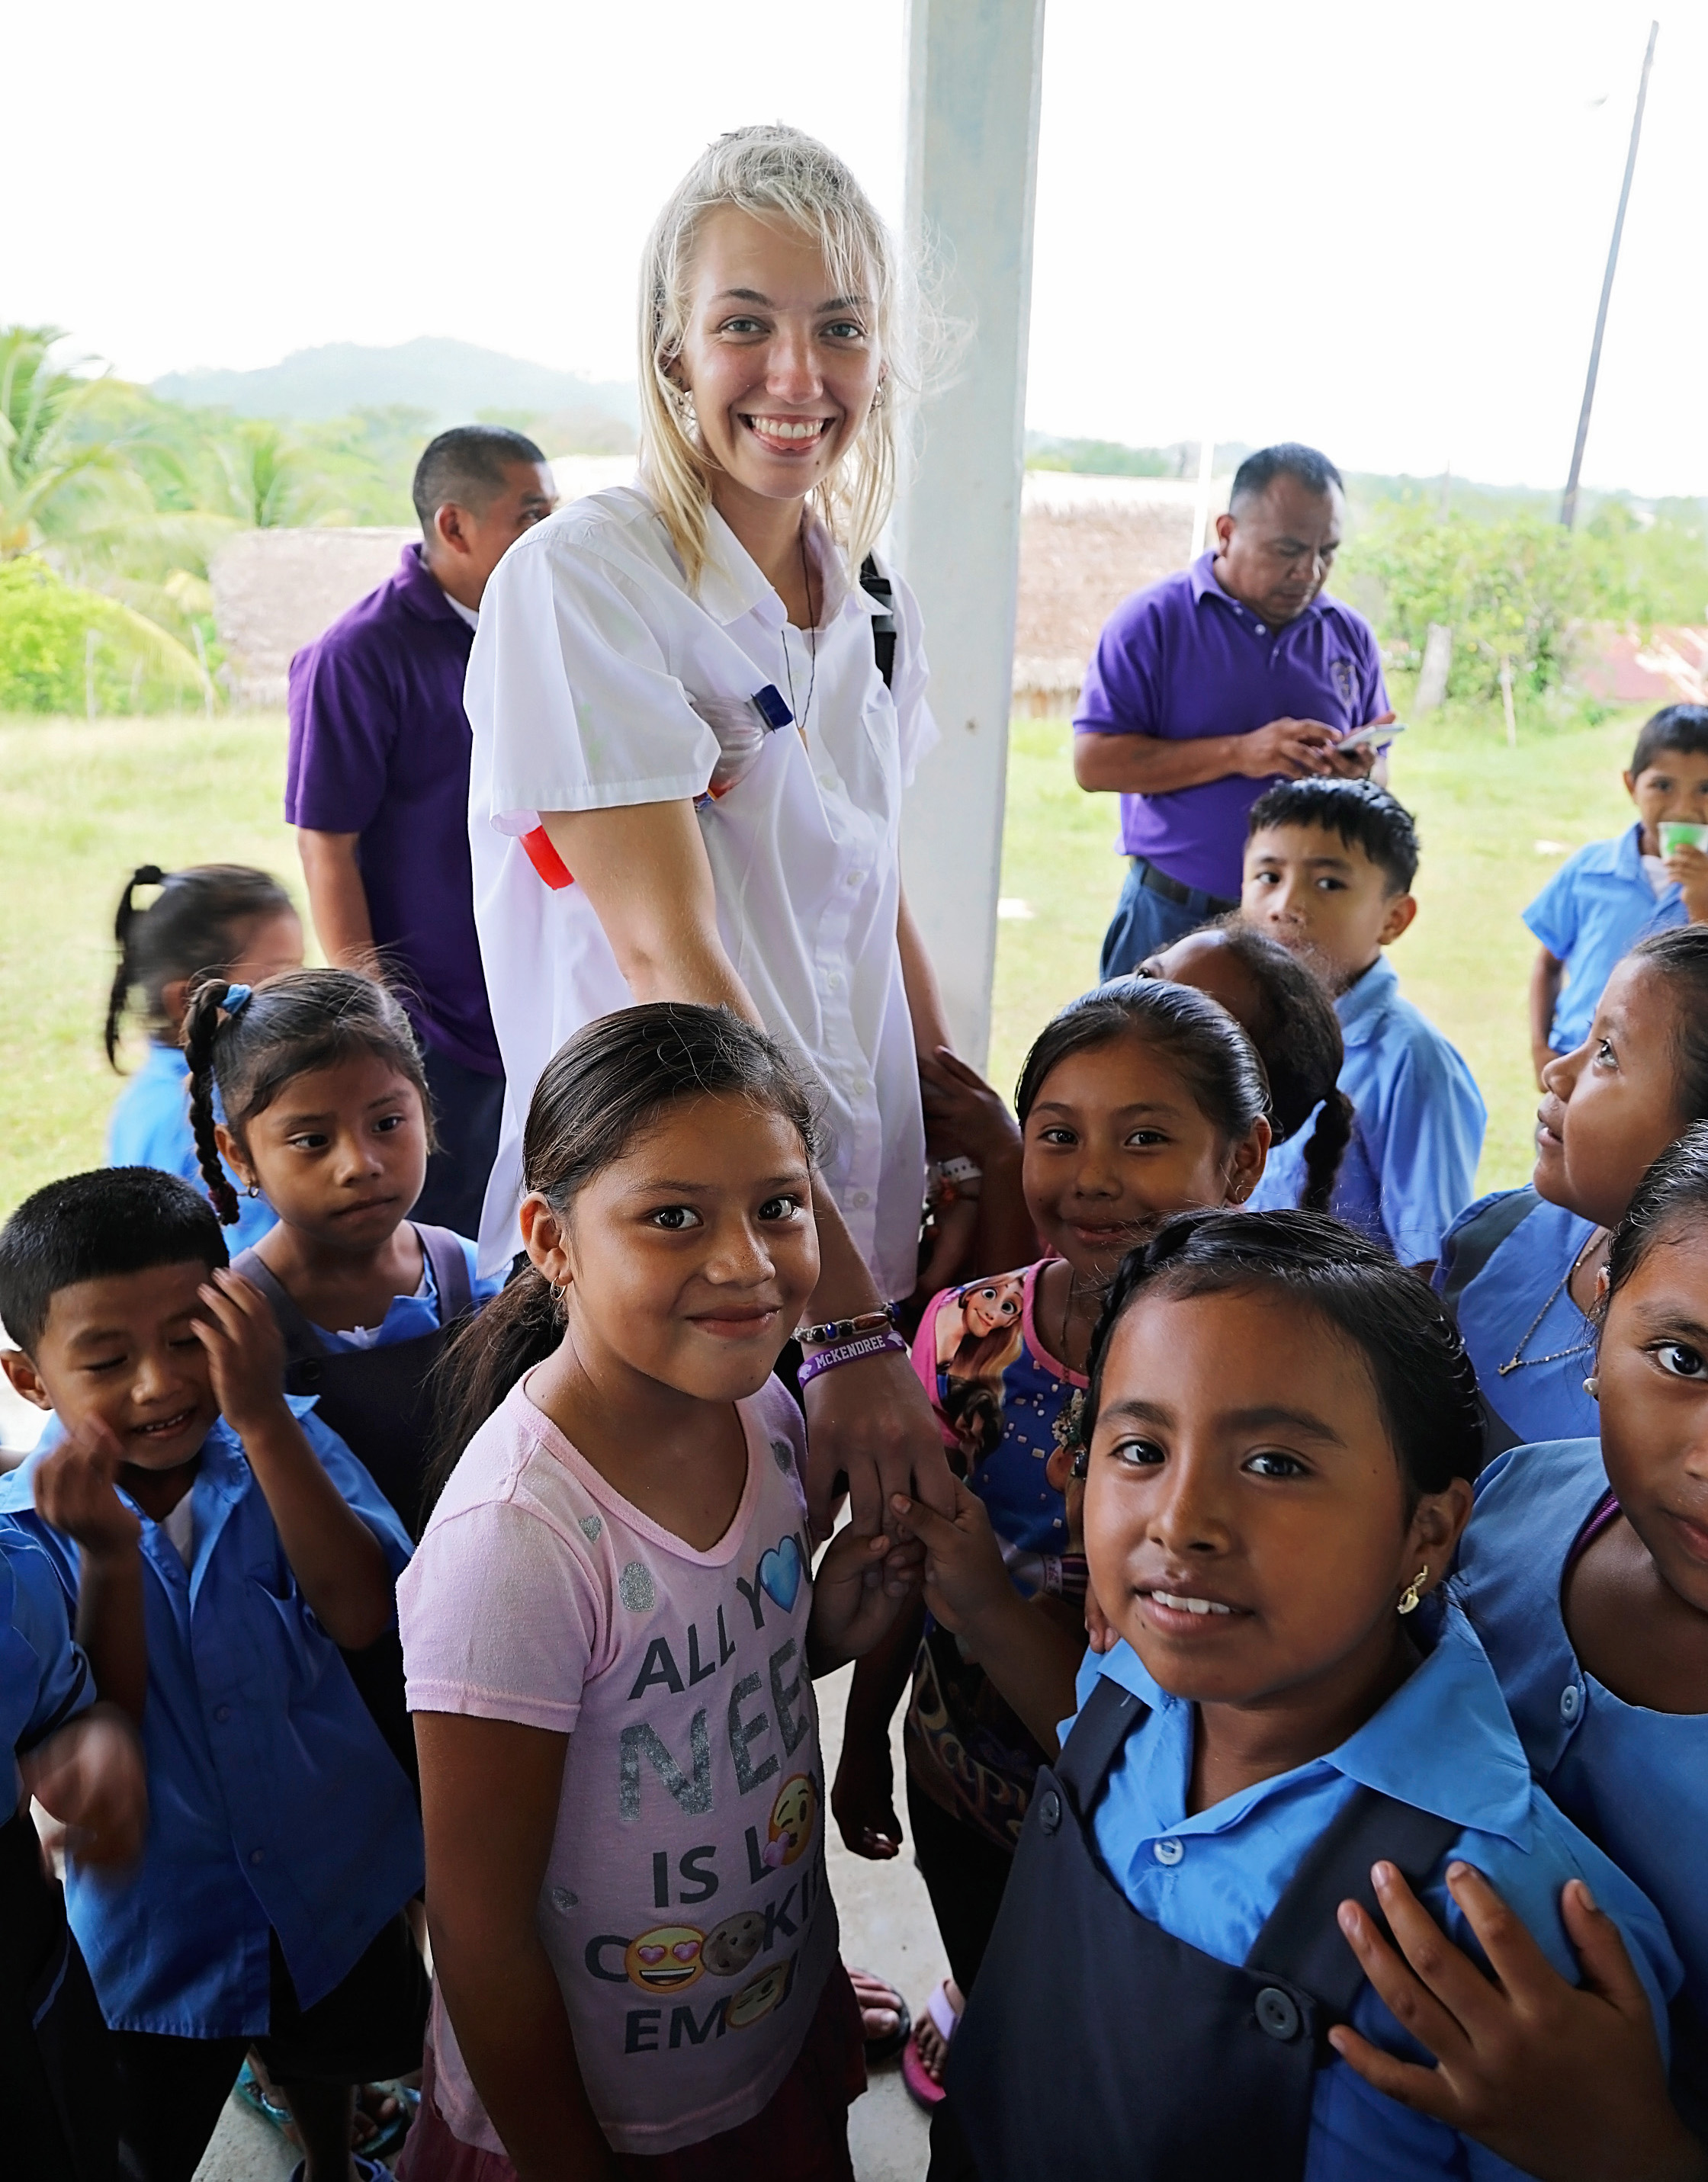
[831, 1728, 904, 1861]
[809, 1526, 924, 1671]
[193, 1269, 287, 1436]
[33, 1420, 141, 1561]
[22, 1704, 148, 1869]
[919, 1047, 1023, 1169]
[889, 1480, 1012, 1638]
[1665, 842, 1708, 924]
[1329, 1862, 1701, 2182]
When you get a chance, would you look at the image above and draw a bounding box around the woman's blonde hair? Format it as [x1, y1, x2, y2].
[638, 124, 922, 590]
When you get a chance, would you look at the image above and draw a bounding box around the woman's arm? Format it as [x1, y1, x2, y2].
[416, 1712, 618, 2182]
[538, 804, 759, 1020]
[897, 887, 954, 1060]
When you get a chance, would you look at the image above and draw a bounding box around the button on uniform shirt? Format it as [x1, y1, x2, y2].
[1523, 823, 1685, 1055]
[1073, 1604, 1680, 2180]
[287, 544, 501, 1077]
[1, 1527, 93, 1805]
[464, 486, 937, 1286]
[1434, 1192, 1601, 1446]
[1453, 1436, 1708, 2025]
[1248, 954, 1485, 1263]
[0, 1404, 422, 2035]
[108, 1041, 276, 1255]
[1074, 554, 1389, 901]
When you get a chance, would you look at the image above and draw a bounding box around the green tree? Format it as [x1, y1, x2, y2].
[0, 327, 131, 559]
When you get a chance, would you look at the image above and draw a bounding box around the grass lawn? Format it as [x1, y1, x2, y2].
[0, 698, 1650, 1223]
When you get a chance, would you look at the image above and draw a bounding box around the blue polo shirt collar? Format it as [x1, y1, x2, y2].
[1091, 1599, 1534, 1847]
[1188, 550, 1326, 631]
[1334, 953, 1400, 1050]
[393, 542, 466, 629]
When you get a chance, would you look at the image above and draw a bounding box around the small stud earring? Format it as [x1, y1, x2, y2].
[1582, 1375, 1600, 1399]
[1397, 1565, 1430, 1616]
[244, 1182, 261, 1200]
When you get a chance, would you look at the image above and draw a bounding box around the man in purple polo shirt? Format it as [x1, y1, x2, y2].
[286, 425, 557, 1234]
[1074, 443, 1392, 978]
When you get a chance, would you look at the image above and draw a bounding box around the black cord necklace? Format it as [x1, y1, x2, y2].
[780, 521, 817, 743]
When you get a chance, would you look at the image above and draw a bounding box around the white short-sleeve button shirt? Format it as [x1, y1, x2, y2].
[464, 484, 939, 1292]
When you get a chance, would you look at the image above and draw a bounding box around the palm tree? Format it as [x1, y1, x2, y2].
[0, 326, 130, 558]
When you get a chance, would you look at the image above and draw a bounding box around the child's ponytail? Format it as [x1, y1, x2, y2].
[422, 1002, 821, 1513]
[1298, 1089, 1355, 1214]
[104, 862, 294, 1070]
[183, 978, 243, 1225]
[106, 865, 168, 1066]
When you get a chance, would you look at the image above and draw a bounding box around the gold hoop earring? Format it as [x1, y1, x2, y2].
[1397, 1565, 1430, 1616]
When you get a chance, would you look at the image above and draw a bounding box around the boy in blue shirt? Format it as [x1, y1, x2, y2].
[1, 1525, 147, 2182]
[1525, 702, 1708, 1086]
[0, 1166, 425, 2182]
[1242, 778, 1485, 1264]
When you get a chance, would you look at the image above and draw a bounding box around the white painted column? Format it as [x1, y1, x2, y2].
[895, 0, 1047, 1067]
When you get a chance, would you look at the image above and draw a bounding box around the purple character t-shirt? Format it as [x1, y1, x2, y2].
[1075, 552, 1389, 901]
[286, 544, 499, 1073]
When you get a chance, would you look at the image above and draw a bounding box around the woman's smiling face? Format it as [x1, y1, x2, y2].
[671, 207, 883, 515]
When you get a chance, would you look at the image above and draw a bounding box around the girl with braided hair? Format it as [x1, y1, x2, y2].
[181, 968, 503, 1539]
[104, 863, 301, 1252]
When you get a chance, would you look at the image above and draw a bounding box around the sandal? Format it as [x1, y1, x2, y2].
[847, 1966, 912, 2065]
[287, 2160, 390, 2182]
[901, 1978, 961, 2108]
[359, 2081, 420, 2161]
[234, 2059, 293, 2135]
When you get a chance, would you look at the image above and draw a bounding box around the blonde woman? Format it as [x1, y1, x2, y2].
[465, 125, 955, 1553]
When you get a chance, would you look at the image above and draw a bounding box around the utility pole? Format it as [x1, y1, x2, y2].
[1560, 19, 1658, 529]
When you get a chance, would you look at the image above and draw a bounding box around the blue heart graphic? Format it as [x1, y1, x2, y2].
[758, 1536, 802, 1614]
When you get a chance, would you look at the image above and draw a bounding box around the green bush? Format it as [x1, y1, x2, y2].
[0, 557, 207, 714]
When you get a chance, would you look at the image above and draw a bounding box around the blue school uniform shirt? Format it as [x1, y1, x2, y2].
[108, 1041, 277, 1255]
[2, 1527, 94, 1802]
[1434, 1191, 1600, 1447]
[1073, 1603, 1680, 2181]
[0, 1402, 423, 2036]
[1453, 1436, 1708, 2022]
[1247, 954, 1486, 1265]
[1524, 824, 1684, 1056]
[309, 1231, 502, 1353]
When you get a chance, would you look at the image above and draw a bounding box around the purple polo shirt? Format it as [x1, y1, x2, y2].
[286, 544, 499, 1074]
[1075, 552, 1389, 900]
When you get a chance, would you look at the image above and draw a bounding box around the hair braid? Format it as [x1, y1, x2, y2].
[182, 980, 241, 1224]
[1298, 1089, 1355, 1212]
[105, 865, 166, 1067]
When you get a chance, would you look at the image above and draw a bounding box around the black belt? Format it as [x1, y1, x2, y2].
[1131, 855, 1238, 916]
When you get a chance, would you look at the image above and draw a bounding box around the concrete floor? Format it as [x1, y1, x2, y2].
[192, 1659, 942, 2181]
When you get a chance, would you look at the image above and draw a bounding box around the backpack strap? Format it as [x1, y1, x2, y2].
[1055, 1673, 1148, 1815]
[230, 1245, 329, 1365]
[414, 1224, 474, 1324]
[1247, 1786, 1462, 2024]
[859, 554, 897, 691]
[1439, 1189, 1540, 1314]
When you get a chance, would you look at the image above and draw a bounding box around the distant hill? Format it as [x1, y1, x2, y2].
[152, 339, 638, 434]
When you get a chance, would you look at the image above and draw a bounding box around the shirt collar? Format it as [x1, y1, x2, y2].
[692, 502, 859, 632]
[1334, 953, 1399, 1044]
[139, 1040, 189, 1081]
[1189, 550, 1327, 631]
[1093, 1598, 1534, 1847]
[393, 542, 468, 629]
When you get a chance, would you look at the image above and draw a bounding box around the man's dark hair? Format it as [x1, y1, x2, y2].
[1247, 778, 1421, 895]
[1230, 442, 1344, 512]
[412, 425, 546, 533]
[0, 1169, 228, 1353]
[1629, 704, 1708, 781]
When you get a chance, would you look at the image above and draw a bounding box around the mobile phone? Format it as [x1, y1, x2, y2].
[1337, 720, 1407, 752]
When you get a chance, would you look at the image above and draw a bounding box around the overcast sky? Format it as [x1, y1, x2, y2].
[13, 0, 1700, 494]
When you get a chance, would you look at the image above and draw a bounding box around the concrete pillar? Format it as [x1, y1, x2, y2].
[896, 0, 1047, 1067]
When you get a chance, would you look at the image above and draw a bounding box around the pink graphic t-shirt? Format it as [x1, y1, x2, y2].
[398, 1374, 836, 2157]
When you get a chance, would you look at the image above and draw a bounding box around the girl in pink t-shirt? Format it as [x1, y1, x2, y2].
[395, 1003, 922, 2182]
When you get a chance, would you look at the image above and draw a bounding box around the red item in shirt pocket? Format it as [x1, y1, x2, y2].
[520, 826, 573, 889]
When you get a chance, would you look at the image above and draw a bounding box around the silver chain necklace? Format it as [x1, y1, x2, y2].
[1498, 1236, 1599, 1375]
[780, 522, 817, 742]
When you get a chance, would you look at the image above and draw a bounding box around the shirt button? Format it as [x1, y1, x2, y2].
[1559, 1683, 1582, 1723]
[826, 972, 844, 992]
[851, 1189, 871, 1208]
[846, 870, 865, 887]
[214, 1705, 231, 1723]
[249, 1849, 265, 1866]
[1153, 1837, 1184, 1866]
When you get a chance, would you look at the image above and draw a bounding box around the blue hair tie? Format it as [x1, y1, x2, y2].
[223, 984, 253, 1015]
